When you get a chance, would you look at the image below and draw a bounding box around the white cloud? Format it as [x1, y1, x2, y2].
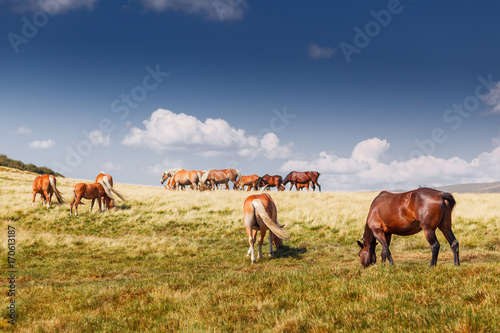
[140, 0, 248, 21]
[87, 130, 110, 147]
[480, 81, 500, 115]
[29, 139, 55, 149]
[280, 137, 500, 191]
[13, 126, 32, 134]
[102, 161, 122, 171]
[146, 158, 184, 177]
[123, 108, 292, 160]
[306, 43, 336, 59]
[0, 0, 98, 13]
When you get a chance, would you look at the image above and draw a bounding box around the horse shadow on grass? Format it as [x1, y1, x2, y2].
[274, 245, 307, 260]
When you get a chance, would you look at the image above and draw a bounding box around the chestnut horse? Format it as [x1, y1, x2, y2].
[357, 188, 459, 268]
[160, 168, 184, 187]
[243, 193, 289, 263]
[95, 172, 126, 207]
[238, 175, 261, 191]
[295, 182, 312, 191]
[201, 169, 241, 190]
[171, 169, 200, 190]
[32, 174, 64, 208]
[281, 171, 321, 191]
[70, 182, 114, 216]
[257, 174, 283, 191]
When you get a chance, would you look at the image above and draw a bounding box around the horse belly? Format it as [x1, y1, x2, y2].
[388, 220, 422, 236]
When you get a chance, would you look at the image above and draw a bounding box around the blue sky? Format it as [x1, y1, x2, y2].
[2, 0, 500, 191]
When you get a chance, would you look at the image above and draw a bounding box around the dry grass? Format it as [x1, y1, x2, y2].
[1, 167, 499, 332]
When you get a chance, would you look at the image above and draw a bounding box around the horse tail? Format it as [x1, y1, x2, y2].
[49, 176, 65, 203]
[252, 199, 290, 240]
[441, 192, 456, 211]
[200, 169, 213, 184]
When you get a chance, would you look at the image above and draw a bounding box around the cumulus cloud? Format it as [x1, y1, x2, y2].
[123, 108, 292, 160]
[480, 81, 500, 115]
[140, 0, 248, 21]
[306, 43, 336, 59]
[86, 130, 110, 147]
[0, 0, 98, 13]
[13, 126, 32, 134]
[102, 161, 122, 171]
[29, 139, 55, 149]
[280, 137, 500, 191]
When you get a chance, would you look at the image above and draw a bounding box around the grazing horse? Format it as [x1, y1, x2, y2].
[257, 174, 284, 191]
[295, 182, 313, 191]
[70, 183, 114, 216]
[357, 188, 459, 268]
[160, 168, 184, 187]
[201, 169, 242, 190]
[32, 174, 64, 208]
[243, 193, 290, 263]
[171, 170, 200, 190]
[238, 175, 261, 191]
[95, 172, 126, 208]
[281, 171, 321, 191]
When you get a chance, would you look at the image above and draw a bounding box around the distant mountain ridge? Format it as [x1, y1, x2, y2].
[437, 182, 500, 193]
[0, 154, 64, 177]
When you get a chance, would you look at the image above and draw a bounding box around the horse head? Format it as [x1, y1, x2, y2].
[278, 183, 286, 191]
[160, 172, 168, 184]
[357, 238, 377, 267]
[271, 232, 283, 250]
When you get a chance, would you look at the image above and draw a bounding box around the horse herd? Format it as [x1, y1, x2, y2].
[31, 172, 125, 216]
[160, 168, 322, 192]
[30, 172, 460, 268]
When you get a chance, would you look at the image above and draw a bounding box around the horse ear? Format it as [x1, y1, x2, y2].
[357, 240, 364, 249]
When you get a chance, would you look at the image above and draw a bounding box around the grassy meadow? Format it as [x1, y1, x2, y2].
[1, 166, 500, 332]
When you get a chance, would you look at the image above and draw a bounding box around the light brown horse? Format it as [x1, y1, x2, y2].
[171, 170, 200, 190]
[238, 175, 261, 191]
[295, 182, 312, 191]
[70, 182, 114, 216]
[357, 188, 459, 268]
[160, 168, 184, 187]
[95, 172, 126, 207]
[257, 174, 284, 191]
[243, 193, 290, 263]
[201, 168, 241, 190]
[281, 171, 321, 191]
[32, 174, 64, 208]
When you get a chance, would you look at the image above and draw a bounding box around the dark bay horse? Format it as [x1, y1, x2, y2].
[238, 174, 261, 191]
[243, 193, 289, 263]
[357, 188, 459, 268]
[70, 182, 114, 216]
[281, 171, 321, 191]
[257, 174, 284, 191]
[32, 174, 64, 208]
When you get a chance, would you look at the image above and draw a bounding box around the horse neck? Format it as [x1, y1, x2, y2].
[362, 224, 375, 249]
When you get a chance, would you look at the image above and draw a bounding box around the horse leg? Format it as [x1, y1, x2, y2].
[43, 189, 51, 208]
[98, 195, 102, 213]
[372, 229, 394, 265]
[381, 234, 392, 263]
[257, 229, 266, 260]
[32, 191, 37, 207]
[246, 228, 257, 263]
[423, 228, 440, 267]
[90, 199, 95, 213]
[268, 232, 274, 257]
[438, 212, 460, 266]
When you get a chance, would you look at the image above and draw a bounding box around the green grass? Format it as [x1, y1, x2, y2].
[1, 167, 500, 332]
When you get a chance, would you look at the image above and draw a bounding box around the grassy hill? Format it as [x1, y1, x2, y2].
[0, 154, 63, 178]
[438, 181, 500, 193]
[1, 167, 500, 331]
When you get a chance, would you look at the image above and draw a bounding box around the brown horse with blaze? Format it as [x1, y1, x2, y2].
[358, 188, 459, 268]
[32, 174, 64, 208]
[243, 193, 290, 263]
